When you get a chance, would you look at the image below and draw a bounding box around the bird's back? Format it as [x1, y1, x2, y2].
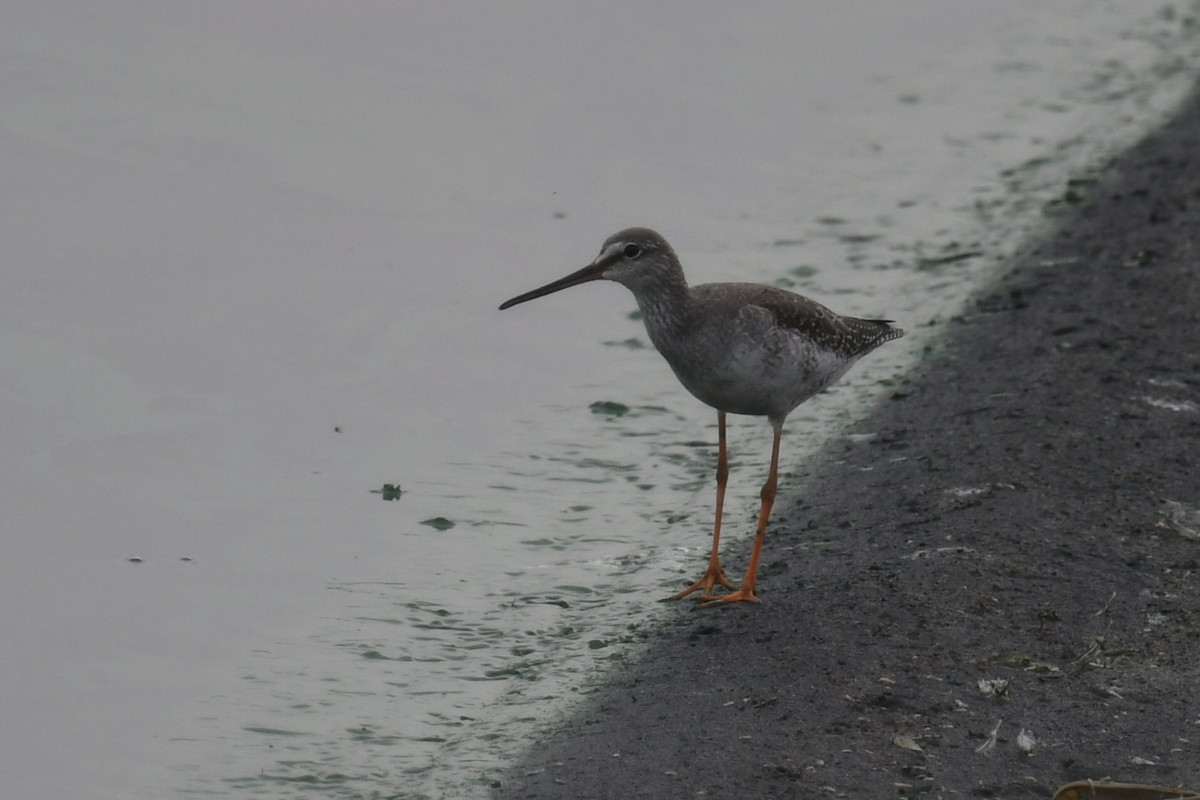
[695, 282, 900, 354]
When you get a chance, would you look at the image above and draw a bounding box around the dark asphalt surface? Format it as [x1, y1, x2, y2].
[496, 86, 1200, 799]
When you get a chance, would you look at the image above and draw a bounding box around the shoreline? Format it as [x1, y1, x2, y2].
[496, 86, 1200, 798]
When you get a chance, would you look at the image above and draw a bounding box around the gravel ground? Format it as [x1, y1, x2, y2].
[496, 86, 1200, 800]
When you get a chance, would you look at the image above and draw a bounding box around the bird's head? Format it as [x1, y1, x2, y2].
[498, 228, 683, 310]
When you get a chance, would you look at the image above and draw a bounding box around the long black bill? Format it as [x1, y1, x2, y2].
[498, 261, 608, 310]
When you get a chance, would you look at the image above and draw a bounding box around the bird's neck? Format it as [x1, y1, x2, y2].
[632, 278, 692, 353]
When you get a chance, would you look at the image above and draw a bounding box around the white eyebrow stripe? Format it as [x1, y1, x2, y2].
[596, 241, 626, 262]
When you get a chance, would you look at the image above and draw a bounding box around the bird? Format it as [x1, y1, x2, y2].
[499, 228, 903, 605]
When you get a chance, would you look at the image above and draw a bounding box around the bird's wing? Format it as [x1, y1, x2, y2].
[738, 285, 903, 358]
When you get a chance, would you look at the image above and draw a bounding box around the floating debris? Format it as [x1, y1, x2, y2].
[371, 484, 405, 501]
[589, 400, 630, 417]
[916, 249, 983, 270]
[420, 517, 455, 531]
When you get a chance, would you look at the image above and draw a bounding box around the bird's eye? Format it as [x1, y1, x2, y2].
[623, 244, 641, 258]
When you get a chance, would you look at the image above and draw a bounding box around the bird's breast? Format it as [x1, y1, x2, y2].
[650, 322, 849, 419]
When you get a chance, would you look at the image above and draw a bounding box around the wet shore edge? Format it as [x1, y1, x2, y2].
[495, 85, 1200, 798]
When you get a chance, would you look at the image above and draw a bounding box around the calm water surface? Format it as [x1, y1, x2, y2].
[2, 3, 1198, 799]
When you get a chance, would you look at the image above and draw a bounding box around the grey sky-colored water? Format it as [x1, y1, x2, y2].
[2, 3, 1198, 798]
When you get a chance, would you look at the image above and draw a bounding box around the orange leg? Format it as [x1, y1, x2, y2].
[670, 411, 735, 600]
[703, 420, 782, 606]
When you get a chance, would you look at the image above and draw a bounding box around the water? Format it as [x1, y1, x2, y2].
[2, 3, 1198, 798]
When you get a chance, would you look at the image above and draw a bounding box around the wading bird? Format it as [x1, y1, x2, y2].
[499, 228, 902, 604]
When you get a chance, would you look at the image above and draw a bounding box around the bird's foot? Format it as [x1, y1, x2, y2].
[699, 585, 760, 607]
[668, 563, 735, 601]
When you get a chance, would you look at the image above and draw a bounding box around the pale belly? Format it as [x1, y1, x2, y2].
[663, 336, 852, 421]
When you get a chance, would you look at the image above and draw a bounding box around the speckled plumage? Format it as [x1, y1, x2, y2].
[499, 227, 904, 604]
